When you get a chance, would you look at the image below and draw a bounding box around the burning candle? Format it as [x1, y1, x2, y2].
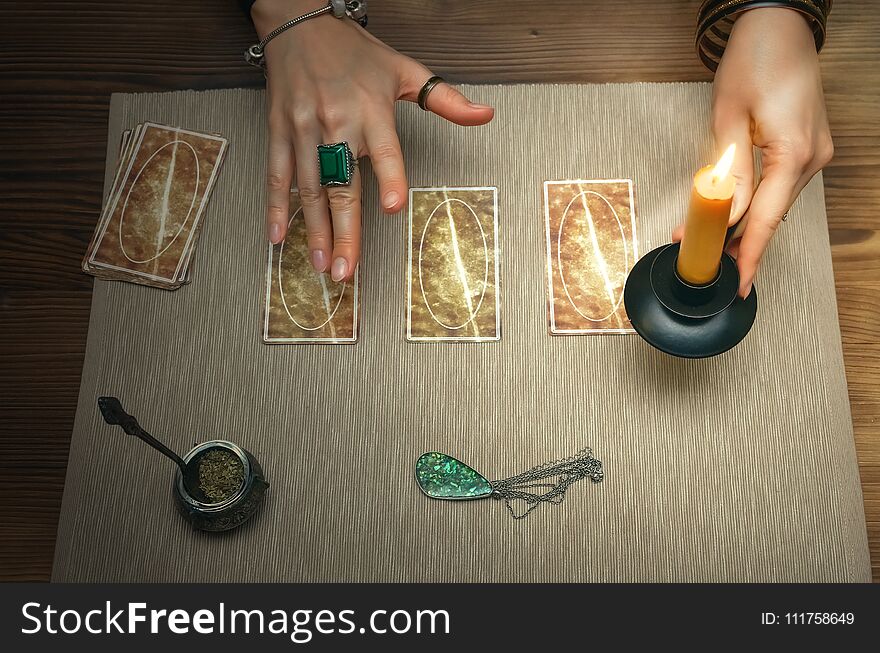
[676, 144, 737, 286]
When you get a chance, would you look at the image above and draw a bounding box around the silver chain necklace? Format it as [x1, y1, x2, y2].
[416, 447, 604, 520]
[491, 448, 605, 519]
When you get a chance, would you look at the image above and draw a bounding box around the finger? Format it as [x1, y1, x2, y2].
[398, 62, 494, 126]
[325, 159, 362, 283]
[365, 116, 408, 213]
[672, 223, 684, 243]
[293, 127, 332, 273]
[265, 130, 295, 244]
[725, 238, 741, 259]
[734, 165, 800, 298]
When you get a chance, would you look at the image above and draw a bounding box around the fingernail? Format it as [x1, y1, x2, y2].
[741, 282, 752, 299]
[468, 101, 492, 110]
[331, 257, 348, 282]
[269, 223, 282, 244]
[311, 250, 327, 272]
[383, 191, 399, 210]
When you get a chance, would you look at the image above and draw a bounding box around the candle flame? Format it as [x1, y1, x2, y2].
[712, 143, 736, 183]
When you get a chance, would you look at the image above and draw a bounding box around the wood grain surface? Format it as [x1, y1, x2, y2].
[0, 0, 877, 581]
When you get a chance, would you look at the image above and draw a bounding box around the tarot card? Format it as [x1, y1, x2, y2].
[263, 192, 360, 344]
[86, 122, 228, 288]
[118, 130, 133, 163]
[543, 180, 638, 334]
[82, 128, 138, 272]
[407, 187, 500, 342]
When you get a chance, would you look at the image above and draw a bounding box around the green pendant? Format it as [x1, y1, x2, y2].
[415, 452, 493, 500]
[415, 447, 604, 519]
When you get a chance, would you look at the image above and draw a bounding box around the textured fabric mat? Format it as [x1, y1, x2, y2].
[52, 84, 871, 582]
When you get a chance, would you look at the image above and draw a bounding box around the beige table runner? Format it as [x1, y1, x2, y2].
[52, 84, 871, 582]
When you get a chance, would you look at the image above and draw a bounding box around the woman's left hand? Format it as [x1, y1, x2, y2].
[673, 7, 834, 298]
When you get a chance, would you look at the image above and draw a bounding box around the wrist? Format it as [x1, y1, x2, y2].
[251, 0, 327, 37]
[696, 1, 830, 72]
[731, 6, 816, 49]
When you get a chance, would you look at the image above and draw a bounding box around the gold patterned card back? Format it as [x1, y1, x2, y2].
[407, 187, 500, 342]
[543, 180, 638, 334]
[87, 122, 227, 284]
[264, 192, 360, 344]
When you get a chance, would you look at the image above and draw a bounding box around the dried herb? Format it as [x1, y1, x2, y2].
[197, 448, 245, 503]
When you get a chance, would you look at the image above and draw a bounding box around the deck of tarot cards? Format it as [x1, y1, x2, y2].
[82, 122, 228, 290]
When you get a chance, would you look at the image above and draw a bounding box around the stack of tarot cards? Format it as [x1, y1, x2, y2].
[83, 122, 228, 290]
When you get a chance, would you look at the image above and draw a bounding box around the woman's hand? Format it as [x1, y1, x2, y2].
[253, 0, 494, 281]
[674, 7, 833, 298]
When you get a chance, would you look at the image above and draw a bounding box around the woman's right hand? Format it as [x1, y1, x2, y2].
[252, 0, 495, 281]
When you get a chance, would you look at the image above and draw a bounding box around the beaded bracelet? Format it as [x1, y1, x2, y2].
[696, 0, 832, 72]
[243, 0, 368, 68]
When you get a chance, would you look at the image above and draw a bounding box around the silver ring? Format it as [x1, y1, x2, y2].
[417, 75, 445, 111]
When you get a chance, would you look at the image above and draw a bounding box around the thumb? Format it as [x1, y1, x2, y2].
[423, 82, 495, 126]
[671, 118, 755, 244]
[398, 61, 494, 126]
[716, 115, 756, 237]
[672, 117, 755, 243]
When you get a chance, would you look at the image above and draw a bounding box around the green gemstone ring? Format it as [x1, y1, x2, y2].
[317, 141, 356, 187]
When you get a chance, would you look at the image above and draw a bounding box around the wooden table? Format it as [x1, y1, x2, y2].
[1, 0, 877, 581]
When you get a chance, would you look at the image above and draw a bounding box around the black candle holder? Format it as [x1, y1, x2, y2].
[623, 240, 757, 359]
